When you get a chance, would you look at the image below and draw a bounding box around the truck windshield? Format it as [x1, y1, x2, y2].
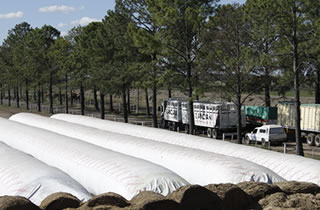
[270, 128, 285, 134]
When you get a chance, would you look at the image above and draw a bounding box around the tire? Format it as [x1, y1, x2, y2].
[212, 129, 218, 139]
[173, 122, 178, 131]
[160, 119, 167, 129]
[244, 136, 251, 145]
[207, 128, 212, 138]
[184, 124, 189, 134]
[315, 134, 320, 147]
[306, 133, 315, 146]
[168, 122, 174, 131]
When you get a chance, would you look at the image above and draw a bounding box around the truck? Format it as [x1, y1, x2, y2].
[162, 98, 246, 139]
[277, 102, 320, 147]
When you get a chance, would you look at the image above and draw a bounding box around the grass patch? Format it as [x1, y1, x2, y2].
[270, 89, 314, 98]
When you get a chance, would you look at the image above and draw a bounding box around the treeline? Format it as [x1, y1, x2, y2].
[1, 0, 320, 155]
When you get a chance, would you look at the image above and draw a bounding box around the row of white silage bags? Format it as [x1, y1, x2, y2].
[10, 113, 285, 184]
[50, 114, 320, 185]
[0, 117, 188, 200]
[0, 141, 91, 205]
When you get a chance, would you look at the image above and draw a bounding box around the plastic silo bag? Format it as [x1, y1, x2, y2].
[0, 141, 91, 205]
[10, 113, 285, 185]
[0, 117, 188, 200]
[51, 114, 320, 185]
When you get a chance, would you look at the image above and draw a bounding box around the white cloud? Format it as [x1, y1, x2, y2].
[71, 17, 100, 26]
[58, 23, 68, 28]
[39, 5, 75, 14]
[0, 11, 23, 19]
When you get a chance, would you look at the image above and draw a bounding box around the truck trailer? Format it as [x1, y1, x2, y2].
[277, 102, 320, 147]
[162, 98, 246, 139]
[245, 105, 278, 125]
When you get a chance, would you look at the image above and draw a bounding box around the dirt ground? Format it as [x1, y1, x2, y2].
[0, 109, 22, 119]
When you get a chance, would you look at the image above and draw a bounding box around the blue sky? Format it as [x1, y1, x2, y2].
[0, 0, 245, 44]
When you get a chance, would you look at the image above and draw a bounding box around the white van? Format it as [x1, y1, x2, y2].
[244, 125, 287, 146]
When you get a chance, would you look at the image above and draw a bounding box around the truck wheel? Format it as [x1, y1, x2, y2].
[184, 125, 189, 134]
[207, 128, 212, 138]
[306, 133, 315, 146]
[315, 134, 320, 147]
[212, 129, 218, 139]
[173, 122, 178, 131]
[244, 136, 251, 145]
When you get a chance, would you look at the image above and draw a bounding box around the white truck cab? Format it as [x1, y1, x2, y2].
[244, 125, 287, 146]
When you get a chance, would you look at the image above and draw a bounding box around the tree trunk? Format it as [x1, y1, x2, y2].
[236, 99, 242, 144]
[16, 87, 20, 108]
[136, 88, 140, 113]
[315, 68, 320, 104]
[127, 88, 131, 114]
[80, 83, 85, 115]
[37, 83, 41, 112]
[33, 87, 36, 101]
[264, 68, 271, 107]
[41, 86, 44, 103]
[122, 86, 128, 123]
[25, 81, 29, 110]
[8, 89, 11, 107]
[293, 8, 304, 156]
[70, 89, 73, 106]
[187, 63, 195, 135]
[145, 88, 150, 116]
[19, 86, 23, 101]
[100, 92, 105, 119]
[168, 88, 172, 98]
[152, 86, 158, 128]
[93, 86, 99, 111]
[109, 94, 114, 112]
[59, 88, 62, 105]
[294, 60, 303, 156]
[0, 91, 3, 105]
[0, 84, 3, 105]
[236, 68, 242, 144]
[65, 74, 69, 114]
[49, 74, 54, 114]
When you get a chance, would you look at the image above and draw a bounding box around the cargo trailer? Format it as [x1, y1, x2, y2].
[162, 98, 245, 139]
[277, 102, 320, 147]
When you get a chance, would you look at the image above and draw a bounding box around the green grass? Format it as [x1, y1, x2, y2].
[270, 89, 314, 98]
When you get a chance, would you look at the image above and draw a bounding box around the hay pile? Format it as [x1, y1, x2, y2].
[1, 181, 319, 210]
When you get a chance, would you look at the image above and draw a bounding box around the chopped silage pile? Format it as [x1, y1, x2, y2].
[1, 181, 319, 210]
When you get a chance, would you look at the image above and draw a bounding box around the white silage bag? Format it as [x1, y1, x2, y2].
[51, 114, 320, 185]
[0, 141, 91, 205]
[10, 113, 285, 184]
[0, 117, 188, 200]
